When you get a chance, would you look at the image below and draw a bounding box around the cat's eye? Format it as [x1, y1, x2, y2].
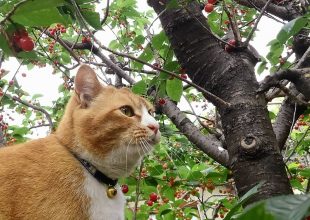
[120, 106, 135, 117]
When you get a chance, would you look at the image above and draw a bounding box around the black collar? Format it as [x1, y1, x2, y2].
[74, 155, 118, 187]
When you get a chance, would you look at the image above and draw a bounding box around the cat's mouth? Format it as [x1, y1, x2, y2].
[148, 131, 161, 145]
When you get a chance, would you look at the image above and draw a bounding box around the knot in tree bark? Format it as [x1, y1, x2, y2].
[240, 135, 259, 155]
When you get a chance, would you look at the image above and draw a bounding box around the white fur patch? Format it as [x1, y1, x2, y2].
[141, 106, 158, 128]
[83, 170, 125, 220]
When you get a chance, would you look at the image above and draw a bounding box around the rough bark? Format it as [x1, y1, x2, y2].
[235, 0, 300, 20]
[148, 0, 292, 203]
[273, 94, 307, 151]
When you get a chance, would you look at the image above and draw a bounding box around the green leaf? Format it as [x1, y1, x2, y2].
[0, 34, 12, 55]
[299, 168, 310, 178]
[132, 80, 147, 95]
[276, 30, 289, 44]
[149, 165, 163, 176]
[277, 17, 308, 44]
[60, 51, 71, 64]
[178, 166, 190, 179]
[81, 10, 101, 29]
[237, 202, 275, 220]
[266, 194, 310, 220]
[152, 31, 167, 50]
[17, 51, 38, 59]
[224, 182, 263, 220]
[159, 204, 172, 216]
[282, 17, 308, 37]
[162, 186, 175, 201]
[76, 0, 94, 4]
[11, 0, 66, 26]
[133, 35, 145, 45]
[166, 78, 182, 102]
[166, 0, 179, 9]
[32, 94, 43, 99]
[132, 46, 153, 70]
[257, 61, 267, 75]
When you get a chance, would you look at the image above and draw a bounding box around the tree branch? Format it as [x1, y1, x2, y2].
[244, 0, 273, 46]
[258, 68, 310, 100]
[235, 0, 300, 21]
[6, 94, 54, 132]
[158, 98, 229, 167]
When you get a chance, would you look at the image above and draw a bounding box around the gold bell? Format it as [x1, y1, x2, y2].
[107, 186, 117, 198]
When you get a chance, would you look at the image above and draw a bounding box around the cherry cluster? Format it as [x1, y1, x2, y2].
[12, 29, 34, 52]
[49, 23, 66, 36]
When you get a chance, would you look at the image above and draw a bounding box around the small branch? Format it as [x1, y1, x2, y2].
[244, 0, 273, 46]
[258, 68, 310, 100]
[222, 1, 241, 43]
[285, 127, 310, 163]
[183, 95, 219, 136]
[100, 0, 110, 25]
[158, 98, 229, 167]
[30, 124, 51, 129]
[133, 161, 144, 220]
[7, 94, 53, 132]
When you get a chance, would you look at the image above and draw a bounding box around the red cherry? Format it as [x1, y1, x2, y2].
[12, 32, 21, 43]
[158, 98, 166, 105]
[0, 115, 3, 121]
[0, 90, 3, 97]
[146, 200, 153, 206]
[19, 36, 34, 52]
[180, 74, 187, 79]
[204, 3, 214, 13]
[153, 63, 161, 68]
[82, 36, 91, 43]
[121, 184, 129, 194]
[9, 80, 14, 86]
[208, 0, 217, 4]
[149, 192, 158, 202]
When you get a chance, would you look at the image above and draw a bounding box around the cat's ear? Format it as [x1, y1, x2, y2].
[75, 65, 101, 108]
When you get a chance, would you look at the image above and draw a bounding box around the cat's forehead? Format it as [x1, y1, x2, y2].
[102, 86, 153, 109]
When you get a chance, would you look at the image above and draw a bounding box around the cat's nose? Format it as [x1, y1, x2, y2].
[147, 124, 159, 134]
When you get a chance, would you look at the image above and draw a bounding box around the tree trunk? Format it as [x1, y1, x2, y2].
[148, 0, 292, 203]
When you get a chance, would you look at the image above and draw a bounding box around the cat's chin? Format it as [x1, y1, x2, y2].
[148, 131, 161, 145]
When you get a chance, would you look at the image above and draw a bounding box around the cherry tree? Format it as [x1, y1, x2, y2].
[0, 0, 309, 219]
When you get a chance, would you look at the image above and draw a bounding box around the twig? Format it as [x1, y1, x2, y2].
[244, 0, 273, 46]
[100, 0, 110, 25]
[285, 127, 310, 163]
[277, 83, 309, 106]
[67, 1, 231, 109]
[184, 95, 218, 135]
[6, 94, 54, 132]
[222, 1, 241, 43]
[133, 161, 144, 220]
[30, 124, 51, 129]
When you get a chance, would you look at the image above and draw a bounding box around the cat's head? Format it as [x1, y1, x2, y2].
[57, 65, 160, 178]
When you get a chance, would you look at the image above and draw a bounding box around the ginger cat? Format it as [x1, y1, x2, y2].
[0, 65, 160, 220]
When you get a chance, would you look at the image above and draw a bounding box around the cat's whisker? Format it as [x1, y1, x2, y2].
[142, 138, 152, 152]
[138, 139, 147, 155]
[125, 138, 134, 176]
